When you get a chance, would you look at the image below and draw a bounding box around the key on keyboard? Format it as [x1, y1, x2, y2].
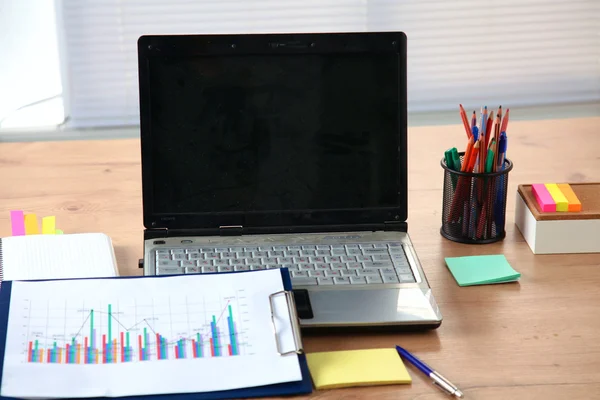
[153, 241, 417, 286]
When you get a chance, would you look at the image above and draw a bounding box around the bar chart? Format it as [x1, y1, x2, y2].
[23, 294, 247, 364]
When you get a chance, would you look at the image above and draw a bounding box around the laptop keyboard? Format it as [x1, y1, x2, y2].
[154, 242, 416, 286]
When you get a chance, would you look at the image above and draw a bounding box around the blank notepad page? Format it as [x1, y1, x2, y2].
[0, 233, 118, 281]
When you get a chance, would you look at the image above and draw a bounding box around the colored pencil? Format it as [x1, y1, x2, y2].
[500, 108, 510, 133]
[459, 104, 472, 139]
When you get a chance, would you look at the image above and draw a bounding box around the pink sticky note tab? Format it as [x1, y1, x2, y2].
[10, 210, 26, 236]
[532, 184, 556, 212]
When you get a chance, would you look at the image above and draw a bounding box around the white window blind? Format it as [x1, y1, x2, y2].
[56, 0, 600, 129]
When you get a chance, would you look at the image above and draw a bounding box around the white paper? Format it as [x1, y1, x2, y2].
[1, 233, 118, 280]
[0, 269, 302, 399]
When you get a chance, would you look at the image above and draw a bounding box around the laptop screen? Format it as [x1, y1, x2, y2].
[147, 52, 401, 215]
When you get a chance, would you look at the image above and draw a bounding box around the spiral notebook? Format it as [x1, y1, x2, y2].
[0, 233, 119, 284]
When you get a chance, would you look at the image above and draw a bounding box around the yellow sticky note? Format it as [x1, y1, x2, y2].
[55, 229, 64, 235]
[545, 183, 568, 211]
[306, 348, 411, 390]
[557, 183, 582, 212]
[24, 214, 39, 235]
[42, 216, 56, 234]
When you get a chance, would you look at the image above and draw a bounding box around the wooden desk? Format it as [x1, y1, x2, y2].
[1, 117, 600, 399]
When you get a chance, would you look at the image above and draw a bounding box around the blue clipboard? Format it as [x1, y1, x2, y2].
[0, 269, 313, 399]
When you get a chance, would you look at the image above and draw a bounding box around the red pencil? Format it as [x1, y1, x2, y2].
[448, 140, 478, 222]
[485, 115, 493, 149]
[459, 104, 472, 139]
[500, 108, 510, 133]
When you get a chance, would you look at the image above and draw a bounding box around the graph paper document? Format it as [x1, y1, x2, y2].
[0, 269, 303, 399]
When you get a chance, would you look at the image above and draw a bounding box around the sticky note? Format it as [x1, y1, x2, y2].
[10, 210, 26, 236]
[557, 184, 582, 212]
[42, 216, 56, 234]
[306, 348, 411, 389]
[531, 184, 556, 212]
[545, 183, 568, 212]
[444, 255, 521, 287]
[24, 214, 39, 235]
[55, 229, 64, 235]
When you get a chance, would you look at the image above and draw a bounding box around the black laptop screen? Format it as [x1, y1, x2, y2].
[147, 52, 401, 216]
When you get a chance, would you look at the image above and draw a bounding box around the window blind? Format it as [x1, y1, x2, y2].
[56, 0, 600, 129]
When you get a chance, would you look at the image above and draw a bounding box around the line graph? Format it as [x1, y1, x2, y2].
[21, 292, 251, 364]
[1, 270, 303, 400]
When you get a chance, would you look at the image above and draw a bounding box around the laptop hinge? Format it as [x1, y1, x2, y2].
[384, 221, 408, 232]
[219, 225, 243, 236]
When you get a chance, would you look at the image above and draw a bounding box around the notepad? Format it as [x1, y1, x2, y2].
[306, 348, 411, 390]
[444, 255, 520, 287]
[0, 233, 119, 282]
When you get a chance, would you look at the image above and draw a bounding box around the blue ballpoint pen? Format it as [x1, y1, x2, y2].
[494, 132, 508, 231]
[396, 346, 464, 398]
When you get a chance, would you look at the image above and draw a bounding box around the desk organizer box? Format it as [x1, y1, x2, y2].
[515, 183, 600, 254]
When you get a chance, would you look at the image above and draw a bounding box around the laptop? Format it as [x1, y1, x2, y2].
[137, 31, 442, 330]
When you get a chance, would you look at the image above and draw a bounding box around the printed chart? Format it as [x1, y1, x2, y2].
[23, 294, 248, 365]
[0, 271, 302, 399]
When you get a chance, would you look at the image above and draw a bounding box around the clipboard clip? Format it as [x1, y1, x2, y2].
[269, 290, 304, 356]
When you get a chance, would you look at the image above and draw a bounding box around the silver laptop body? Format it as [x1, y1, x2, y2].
[137, 31, 442, 330]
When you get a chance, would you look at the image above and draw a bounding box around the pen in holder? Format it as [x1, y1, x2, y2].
[440, 153, 513, 244]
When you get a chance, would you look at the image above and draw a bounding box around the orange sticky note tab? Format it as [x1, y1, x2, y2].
[24, 214, 39, 235]
[55, 229, 64, 234]
[42, 216, 56, 234]
[557, 184, 582, 212]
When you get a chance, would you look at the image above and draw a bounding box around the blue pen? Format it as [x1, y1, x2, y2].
[396, 346, 464, 398]
[494, 132, 508, 231]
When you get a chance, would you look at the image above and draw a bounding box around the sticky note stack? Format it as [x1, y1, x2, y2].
[306, 348, 412, 390]
[9, 211, 63, 236]
[444, 255, 520, 287]
[531, 183, 582, 212]
[515, 183, 600, 254]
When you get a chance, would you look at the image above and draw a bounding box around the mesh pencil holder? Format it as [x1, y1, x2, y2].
[440, 153, 513, 244]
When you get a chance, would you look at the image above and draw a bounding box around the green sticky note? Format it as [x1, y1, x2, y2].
[444, 255, 520, 287]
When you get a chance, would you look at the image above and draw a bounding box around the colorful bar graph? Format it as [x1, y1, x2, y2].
[227, 305, 238, 356]
[126, 332, 131, 362]
[26, 302, 243, 363]
[138, 335, 143, 361]
[102, 334, 107, 363]
[161, 336, 167, 360]
[113, 339, 117, 363]
[156, 333, 161, 360]
[108, 304, 112, 362]
[84, 337, 88, 364]
[89, 309, 94, 363]
[211, 316, 220, 357]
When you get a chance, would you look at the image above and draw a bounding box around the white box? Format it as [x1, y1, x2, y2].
[515, 184, 600, 254]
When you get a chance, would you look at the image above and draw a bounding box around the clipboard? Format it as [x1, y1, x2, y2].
[0, 268, 313, 400]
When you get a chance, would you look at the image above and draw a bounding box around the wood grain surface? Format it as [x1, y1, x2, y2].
[1, 117, 600, 400]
